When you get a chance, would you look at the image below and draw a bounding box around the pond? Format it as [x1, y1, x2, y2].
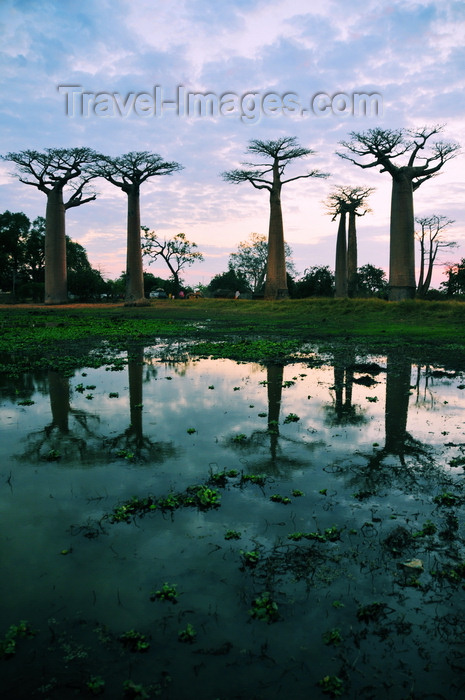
[1, 343, 464, 699]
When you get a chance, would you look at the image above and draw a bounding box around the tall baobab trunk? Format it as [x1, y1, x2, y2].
[264, 175, 288, 300]
[389, 175, 416, 301]
[125, 187, 147, 305]
[335, 211, 348, 298]
[128, 346, 144, 445]
[45, 188, 68, 304]
[267, 363, 283, 462]
[48, 371, 70, 432]
[347, 211, 358, 297]
[384, 354, 411, 457]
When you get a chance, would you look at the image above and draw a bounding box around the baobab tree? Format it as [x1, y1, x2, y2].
[415, 214, 456, 297]
[327, 195, 348, 298]
[1, 148, 97, 304]
[141, 228, 204, 294]
[325, 186, 374, 297]
[222, 137, 328, 300]
[92, 152, 183, 305]
[337, 126, 459, 301]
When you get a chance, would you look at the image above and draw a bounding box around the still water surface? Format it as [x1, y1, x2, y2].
[1, 346, 464, 699]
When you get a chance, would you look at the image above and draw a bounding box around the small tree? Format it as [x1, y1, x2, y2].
[141, 228, 203, 294]
[24, 216, 46, 283]
[228, 232, 296, 294]
[0, 210, 30, 296]
[338, 126, 459, 300]
[440, 258, 465, 297]
[294, 266, 335, 298]
[92, 152, 183, 305]
[208, 269, 251, 296]
[356, 264, 389, 298]
[2, 148, 98, 303]
[222, 137, 328, 300]
[415, 215, 456, 297]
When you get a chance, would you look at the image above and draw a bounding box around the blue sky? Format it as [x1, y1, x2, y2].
[1, 0, 464, 288]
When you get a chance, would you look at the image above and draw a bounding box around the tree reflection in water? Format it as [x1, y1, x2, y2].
[18, 370, 102, 464]
[225, 362, 325, 475]
[324, 349, 368, 427]
[103, 346, 177, 462]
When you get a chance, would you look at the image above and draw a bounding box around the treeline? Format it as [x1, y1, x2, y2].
[2, 210, 465, 302]
[0, 125, 461, 304]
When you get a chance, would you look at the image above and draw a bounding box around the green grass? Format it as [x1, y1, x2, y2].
[1, 298, 465, 372]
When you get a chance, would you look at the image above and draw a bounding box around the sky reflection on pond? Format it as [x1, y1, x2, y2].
[1, 345, 465, 699]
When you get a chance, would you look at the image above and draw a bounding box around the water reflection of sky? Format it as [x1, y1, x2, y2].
[2, 353, 465, 468]
[1, 348, 465, 698]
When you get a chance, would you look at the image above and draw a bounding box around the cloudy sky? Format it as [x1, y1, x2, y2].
[1, 0, 464, 288]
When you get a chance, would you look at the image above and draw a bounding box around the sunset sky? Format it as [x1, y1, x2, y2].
[1, 0, 464, 288]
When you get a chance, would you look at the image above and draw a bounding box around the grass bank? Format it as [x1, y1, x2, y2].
[1, 298, 465, 372]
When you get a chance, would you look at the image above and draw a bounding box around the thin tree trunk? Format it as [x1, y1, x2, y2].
[264, 180, 288, 300]
[347, 211, 357, 297]
[45, 187, 68, 304]
[417, 236, 425, 297]
[422, 240, 436, 295]
[125, 187, 147, 305]
[389, 175, 416, 301]
[335, 211, 347, 298]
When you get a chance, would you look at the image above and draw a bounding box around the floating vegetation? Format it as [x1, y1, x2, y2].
[433, 491, 460, 506]
[109, 484, 221, 523]
[150, 583, 178, 604]
[178, 623, 196, 643]
[318, 675, 344, 697]
[249, 592, 280, 623]
[240, 550, 260, 568]
[270, 494, 292, 505]
[283, 412, 300, 423]
[119, 630, 150, 653]
[0, 621, 35, 658]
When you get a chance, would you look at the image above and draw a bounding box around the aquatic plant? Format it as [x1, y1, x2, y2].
[433, 491, 459, 506]
[249, 592, 280, 623]
[240, 550, 260, 567]
[86, 675, 105, 696]
[412, 520, 437, 537]
[0, 620, 35, 658]
[122, 680, 149, 699]
[151, 582, 178, 603]
[178, 623, 196, 643]
[119, 630, 150, 652]
[270, 494, 291, 504]
[318, 675, 344, 697]
[322, 628, 343, 646]
[283, 413, 300, 423]
[241, 473, 267, 486]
